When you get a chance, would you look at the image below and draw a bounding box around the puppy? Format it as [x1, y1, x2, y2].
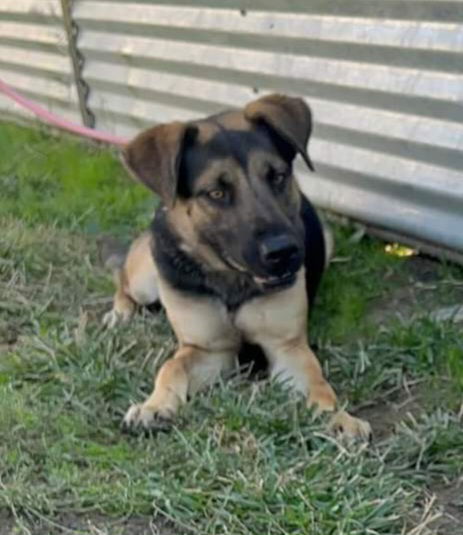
[104, 94, 371, 440]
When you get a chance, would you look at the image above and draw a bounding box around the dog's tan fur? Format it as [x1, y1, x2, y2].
[105, 94, 371, 439]
[108, 238, 369, 438]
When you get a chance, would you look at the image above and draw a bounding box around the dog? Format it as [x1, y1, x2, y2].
[103, 94, 371, 439]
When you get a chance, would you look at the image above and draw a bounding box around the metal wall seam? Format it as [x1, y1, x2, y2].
[59, 0, 95, 127]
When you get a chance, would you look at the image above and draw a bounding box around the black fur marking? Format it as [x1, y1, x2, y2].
[151, 195, 325, 312]
[148, 113, 324, 375]
[235, 196, 325, 377]
[151, 209, 265, 311]
[300, 195, 326, 309]
[178, 126, 289, 198]
[151, 195, 325, 376]
[237, 342, 269, 379]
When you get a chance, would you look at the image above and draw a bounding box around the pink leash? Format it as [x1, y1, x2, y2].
[0, 78, 128, 146]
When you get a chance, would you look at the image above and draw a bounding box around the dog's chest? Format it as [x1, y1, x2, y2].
[158, 269, 306, 354]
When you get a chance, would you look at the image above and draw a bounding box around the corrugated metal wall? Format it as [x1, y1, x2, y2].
[72, 0, 463, 255]
[0, 0, 80, 123]
[1, 1, 463, 257]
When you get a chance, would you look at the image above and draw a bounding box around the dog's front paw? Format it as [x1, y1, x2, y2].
[102, 308, 132, 329]
[329, 410, 372, 441]
[102, 309, 120, 329]
[122, 402, 174, 433]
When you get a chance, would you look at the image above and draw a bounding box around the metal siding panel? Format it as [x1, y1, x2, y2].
[74, 3, 463, 52]
[78, 30, 463, 101]
[1, 1, 461, 256]
[0, 1, 81, 125]
[73, 1, 463, 253]
[82, 61, 463, 153]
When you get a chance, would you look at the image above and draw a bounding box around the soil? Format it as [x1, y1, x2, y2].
[0, 511, 178, 535]
[368, 256, 463, 327]
[430, 478, 463, 534]
[358, 380, 463, 535]
[358, 385, 425, 441]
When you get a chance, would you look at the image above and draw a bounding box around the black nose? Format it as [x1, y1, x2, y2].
[259, 234, 301, 274]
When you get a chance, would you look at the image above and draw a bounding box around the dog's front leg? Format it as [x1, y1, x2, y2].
[268, 337, 337, 410]
[123, 345, 235, 432]
[236, 270, 371, 440]
[263, 337, 371, 439]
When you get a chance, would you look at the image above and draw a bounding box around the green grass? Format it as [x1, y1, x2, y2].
[1, 122, 462, 535]
[0, 123, 152, 233]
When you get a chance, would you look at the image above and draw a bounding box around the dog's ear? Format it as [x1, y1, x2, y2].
[122, 122, 196, 207]
[244, 94, 314, 171]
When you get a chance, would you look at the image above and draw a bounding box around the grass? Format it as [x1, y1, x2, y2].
[0, 121, 462, 535]
[0, 123, 152, 233]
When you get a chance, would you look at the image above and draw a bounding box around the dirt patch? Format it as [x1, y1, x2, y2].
[431, 477, 463, 534]
[368, 285, 417, 327]
[0, 320, 19, 349]
[358, 385, 425, 441]
[0, 511, 177, 535]
[359, 384, 463, 533]
[430, 478, 463, 534]
[0, 510, 14, 535]
[369, 256, 463, 327]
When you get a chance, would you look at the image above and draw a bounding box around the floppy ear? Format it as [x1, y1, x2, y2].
[122, 122, 193, 207]
[244, 94, 314, 171]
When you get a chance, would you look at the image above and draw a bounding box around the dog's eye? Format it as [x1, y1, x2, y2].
[268, 169, 288, 188]
[273, 173, 287, 186]
[202, 180, 232, 204]
[207, 189, 226, 201]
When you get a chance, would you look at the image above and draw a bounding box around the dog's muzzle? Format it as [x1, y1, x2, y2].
[253, 233, 303, 289]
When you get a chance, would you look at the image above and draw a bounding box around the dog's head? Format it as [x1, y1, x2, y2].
[123, 94, 315, 290]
